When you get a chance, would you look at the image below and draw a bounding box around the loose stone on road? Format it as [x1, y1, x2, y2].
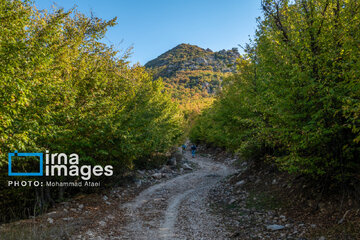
[117, 151, 234, 239]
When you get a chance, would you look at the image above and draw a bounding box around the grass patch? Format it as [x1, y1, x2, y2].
[245, 190, 281, 211]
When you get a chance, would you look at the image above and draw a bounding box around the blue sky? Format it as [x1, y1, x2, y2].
[33, 0, 262, 65]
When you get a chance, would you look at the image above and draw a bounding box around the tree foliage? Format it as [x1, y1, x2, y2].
[0, 0, 183, 221]
[191, 0, 360, 180]
[145, 43, 239, 127]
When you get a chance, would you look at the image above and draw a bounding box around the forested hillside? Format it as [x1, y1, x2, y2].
[145, 44, 239, 117]
[2, 0, 360, 237]
[0, 0, 183, 222]
[191, 0, 360, 183]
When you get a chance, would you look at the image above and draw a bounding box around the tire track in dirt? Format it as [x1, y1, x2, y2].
[116, 152, 234, 240]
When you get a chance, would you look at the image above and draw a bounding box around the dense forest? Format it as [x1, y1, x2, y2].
[0, 0, 183, 222]
[191, 0, 360, 183]
[1, 0, 360, 229]
[145, 44, 239, 120]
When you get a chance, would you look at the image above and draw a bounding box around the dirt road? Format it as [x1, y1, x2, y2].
[107, 151, 234, 240]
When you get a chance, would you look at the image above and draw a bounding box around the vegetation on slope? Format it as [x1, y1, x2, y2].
[0, 0, 183, 222]
[191, 0, 360, 184]
[145, 44, 239, 122]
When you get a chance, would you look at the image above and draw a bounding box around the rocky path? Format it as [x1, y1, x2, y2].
[2, 149, 355, 240]
[94, 151, 235, 240]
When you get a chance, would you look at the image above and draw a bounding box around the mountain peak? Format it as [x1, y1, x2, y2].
[145, 44, 239, 77]
[145, 44, 208, 69]
[144, 44, 240, 105]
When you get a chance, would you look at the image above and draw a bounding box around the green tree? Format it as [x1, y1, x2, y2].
[0, 0, 183, 221]
[191, 0, 360, 180]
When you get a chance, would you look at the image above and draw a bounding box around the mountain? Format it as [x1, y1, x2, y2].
[145, 44, 240, 115]
[146, 43, 239, 76]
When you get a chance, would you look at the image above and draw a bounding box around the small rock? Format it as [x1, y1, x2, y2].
[86, 230, 95, 237]
[98, 221, 106, 227]
[160, 166, 171, 173]
[47, 218, 54, 224]
[235, 180, 245, 186]
[78, 204, 84, 209]
[229, 158, 237, 163]
[135, 179, 142, 187]
[229, 198, 236, 204]
[266, 224, 285, 230]
[168, 157, 177, 166]
[272, 179, 277, 184]
[183, 163, 193, 170]
[152, 173, 162, 179]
